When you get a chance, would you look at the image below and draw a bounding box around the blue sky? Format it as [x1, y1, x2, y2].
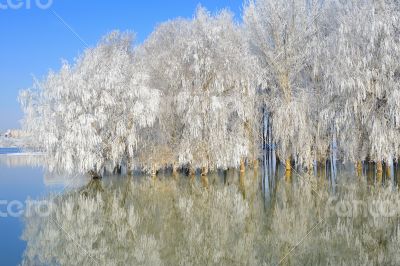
[0, 0, 243, 132]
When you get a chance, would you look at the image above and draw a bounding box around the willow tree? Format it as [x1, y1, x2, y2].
[309, 1, 345, 176]
[140, 7, 260, 174]
[328, 0, 400, 174]
[19, 32, 160, 177]
[243, 0, 331, 171]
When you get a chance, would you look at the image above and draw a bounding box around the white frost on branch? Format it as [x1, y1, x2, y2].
[19, 32, 160, 175]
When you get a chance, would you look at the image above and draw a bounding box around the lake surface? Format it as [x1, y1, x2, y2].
[1, 149, 400, 265]
[0, 148, 22, 155]
[0, 154, 57, 266]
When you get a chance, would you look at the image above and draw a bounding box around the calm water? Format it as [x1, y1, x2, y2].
[0, 151, 80, 266]
[0, 148, 22, 155]
[2, 150, 400, 265]
[0, 154, 51, 266]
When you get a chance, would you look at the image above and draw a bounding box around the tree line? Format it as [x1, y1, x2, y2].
[19, 0, 400, 177]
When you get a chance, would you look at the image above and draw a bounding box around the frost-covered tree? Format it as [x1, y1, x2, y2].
[243, 0, 332, 169]
[307, 0, 345, 172]
[19, 0, 400, 177]
[328, 0, 400, 169]
[19, 32, 160, 176]
[140, 7, 260, 173]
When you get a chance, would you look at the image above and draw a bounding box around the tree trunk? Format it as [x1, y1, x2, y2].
[386, 164, 391, 179]
[366, 161, 374, 186]
[201, 166, 208, 176]
[356, 161, 363, 177]
[151, 164, 157, 178]
[253, 159, 259, 169]
[307, 161, 314, 175]
[88, 170, 102, 180]
[201, 166, 210, 187]
[240, 159, 246, 173]
[127, 160, 132, 176]
[189, 165, 195, 176]
[376, 161, 383, 173]
[285, 157, 292, 182]
[172, 162, 179, 177]
[189, 164, 195, 183]
[376, 161, 383, 183]
[285, 158, 292, 172]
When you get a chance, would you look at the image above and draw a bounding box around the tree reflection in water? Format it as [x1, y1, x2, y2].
[21, 170, 400, 266]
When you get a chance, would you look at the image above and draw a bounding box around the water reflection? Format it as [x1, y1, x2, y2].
[21, 173, 263, 265]
[0, 154, 89, 188]
[0, 153, 44, 168]
[1, 152, 397, 265]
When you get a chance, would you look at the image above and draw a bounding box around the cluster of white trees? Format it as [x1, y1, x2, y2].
[20, 0, 400, 177]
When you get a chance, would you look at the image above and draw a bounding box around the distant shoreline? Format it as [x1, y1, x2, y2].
[0, 147, 43, 156]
